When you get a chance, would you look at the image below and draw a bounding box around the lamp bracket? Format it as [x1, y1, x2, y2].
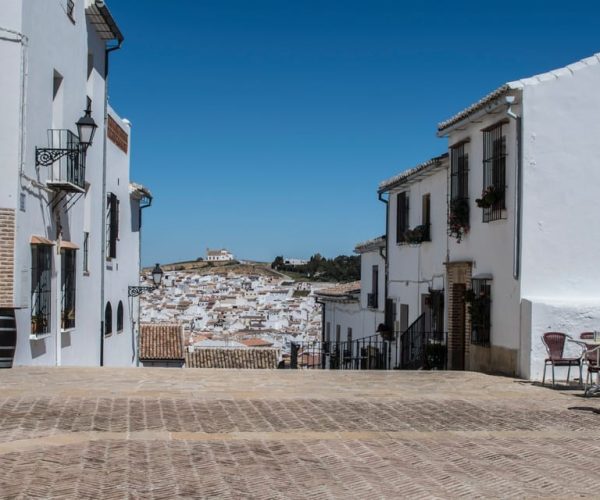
[36, 147, 80, 167]
[128, 285, 158, 298]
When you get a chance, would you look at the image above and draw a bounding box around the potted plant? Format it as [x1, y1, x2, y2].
[448, 198, 469, 243]
[475, 185, 504, 209]
[404, 225, 429, 244]
[377, 323, 395, 342]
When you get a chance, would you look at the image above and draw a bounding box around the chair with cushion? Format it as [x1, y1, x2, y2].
[542, 332, 583, 387]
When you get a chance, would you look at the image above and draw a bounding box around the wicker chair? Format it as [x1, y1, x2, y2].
[542, 332, 583, 387]
[579, 333, 600, 389]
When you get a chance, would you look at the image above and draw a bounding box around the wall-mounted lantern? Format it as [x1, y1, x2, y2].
[128, 263, 164, 297]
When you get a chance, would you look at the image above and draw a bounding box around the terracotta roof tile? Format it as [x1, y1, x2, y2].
[240, 338, 274, 347]
[140, 323, 184, 360]
[185, 348, 279, 368]
[315, 281, 361, 298]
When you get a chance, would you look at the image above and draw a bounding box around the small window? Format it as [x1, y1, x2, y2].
[347, 327, 353, 344]
[368, 266, 379, 308]
[106, 193, 119, 259]
[83, 232, 89, 274]
[105, 302, 112, 336]
[61, 249, 77, 330]
[117, 301, 124, 333]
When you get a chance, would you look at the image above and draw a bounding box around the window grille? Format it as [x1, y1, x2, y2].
[105, 302, 112, 336]
[469, 278, 491, 346]
[482, 123, 506, 222]
[117, 301, 124, 333]
[31, 245, 52, 335]
[61, 249, 76, 330]
[396, 192, 409, 243]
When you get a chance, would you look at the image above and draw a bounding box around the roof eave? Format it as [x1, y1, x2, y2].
[86, 2, 124, 43]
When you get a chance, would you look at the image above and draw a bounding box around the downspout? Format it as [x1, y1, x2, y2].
[378, 192, 389, 328]
[136, 198, 152, 366]
[505, 96, 522, 280]
[99, 40, 123, 367]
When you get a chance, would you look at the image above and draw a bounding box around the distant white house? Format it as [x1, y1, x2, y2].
[284, 258, 309, 266]
[206, 248, 235, 262]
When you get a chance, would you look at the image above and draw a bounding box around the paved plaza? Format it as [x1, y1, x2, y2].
[1, 368, 600, 498]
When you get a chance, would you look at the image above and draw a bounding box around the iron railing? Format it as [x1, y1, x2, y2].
[482, 123, 506, 222]
[46, 129, 86, 191]
[400, 313, 447, 369]
[287, 334, 401, 370]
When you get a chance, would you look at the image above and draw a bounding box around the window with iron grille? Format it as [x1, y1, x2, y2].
[61, 249, 77, 330]
[468, 278, 491, 346]
[31, 245, 52, 336]
[481, 123, 506, 222]
[105, 302, 112, 336]
[368, 265, 379, 308]
[83, 232, 89, 274]
[117, 301, 124, 333]
[396, 192, 409, 243]
[106, 193, 119, 259]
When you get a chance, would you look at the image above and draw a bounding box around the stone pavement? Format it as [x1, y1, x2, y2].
[1, 368, 600, 499]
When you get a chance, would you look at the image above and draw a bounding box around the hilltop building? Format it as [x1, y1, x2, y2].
[206, 248, 235, 262]
[0, 1, 150, 367]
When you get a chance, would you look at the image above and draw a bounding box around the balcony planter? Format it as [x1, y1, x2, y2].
[448, 198, 470, 243]
[404, 225, 429, 244]
[377, 323, 394, 342]
[475, 185, 504, 209]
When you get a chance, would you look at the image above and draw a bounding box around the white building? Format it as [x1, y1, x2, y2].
[316, 236, 385, 345]
[283, 258, 308, 266]
[206, 248, 235, 262]
[0, 1, 150, 367]
[435, 52, 600, 379]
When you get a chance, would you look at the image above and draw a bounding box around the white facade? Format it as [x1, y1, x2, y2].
[317, 237, 385, 344]
[0, 1, 149, 367]
[206, 248, 235, 261]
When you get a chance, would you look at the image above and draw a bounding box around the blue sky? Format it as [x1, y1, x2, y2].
[106, 0, 600, 265]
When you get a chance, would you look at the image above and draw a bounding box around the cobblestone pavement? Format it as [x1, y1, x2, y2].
[1, 368, 600, 499]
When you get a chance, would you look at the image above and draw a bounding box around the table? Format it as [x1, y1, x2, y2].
[569, 337, 600, 397]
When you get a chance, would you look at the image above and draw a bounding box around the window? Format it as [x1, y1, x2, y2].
[326, 322, 331, 342]
[396, 192, 409, 243]
[105, 302, 112, 336]
[421, 193, 431, 241]
[468, 278, 491, 346]
[449, 142, 470, 240]
[106, 193, 119, 259]
[400, 304, 409, 333]
[481, 123, 506, 222]
[347, 327, 352, 344]
[336, 325, 341, 344]
[61, 249, 76, 330]
[83, 232, 89, 274]
[117, 301, 124, 333]
[368, 266, 379, 308]
[31, 245, 52, 336]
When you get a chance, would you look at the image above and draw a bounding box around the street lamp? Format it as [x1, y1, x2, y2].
[75, 107, 98, 151]
[128, 263, 164, 297]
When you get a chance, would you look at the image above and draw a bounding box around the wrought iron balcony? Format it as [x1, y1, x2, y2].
[37, 129, 86, 193]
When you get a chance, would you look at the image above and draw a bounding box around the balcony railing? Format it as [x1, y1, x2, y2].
[39, 129, 86, 193]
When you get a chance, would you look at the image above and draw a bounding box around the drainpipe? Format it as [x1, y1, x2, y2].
[505, 96, 522, 280]
[378, 192, 389, 328]
[136, 197, 152, 366]
[99, 40, 123, 367]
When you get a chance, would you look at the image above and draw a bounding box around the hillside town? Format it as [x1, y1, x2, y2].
[139, 267, 324, 355]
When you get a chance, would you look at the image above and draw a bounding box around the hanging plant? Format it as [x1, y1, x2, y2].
[475, 185, 504, 209]
[404, 225, 429, 244]
[448, 198, 470, 243]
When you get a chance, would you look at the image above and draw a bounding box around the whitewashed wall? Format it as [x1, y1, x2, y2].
[387, 164, 448, 329]
[519, 58, 600, 378]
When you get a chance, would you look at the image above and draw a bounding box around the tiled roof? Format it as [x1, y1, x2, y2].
[315, 281, 361, 298]
[378, 154, 448, 193]
[140, 323, 184, 360]
[185, 348, 279, 368]
[241, 338, 274, 347]
[354, 236, 385, 254]
[437, 52, 600, 133]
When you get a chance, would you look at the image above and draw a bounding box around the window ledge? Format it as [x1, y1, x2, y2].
[30, 333, 51, 341]
[61, 328, 76, 334]
[117, 329, 124, 334]
[83, 271, 90, 277]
